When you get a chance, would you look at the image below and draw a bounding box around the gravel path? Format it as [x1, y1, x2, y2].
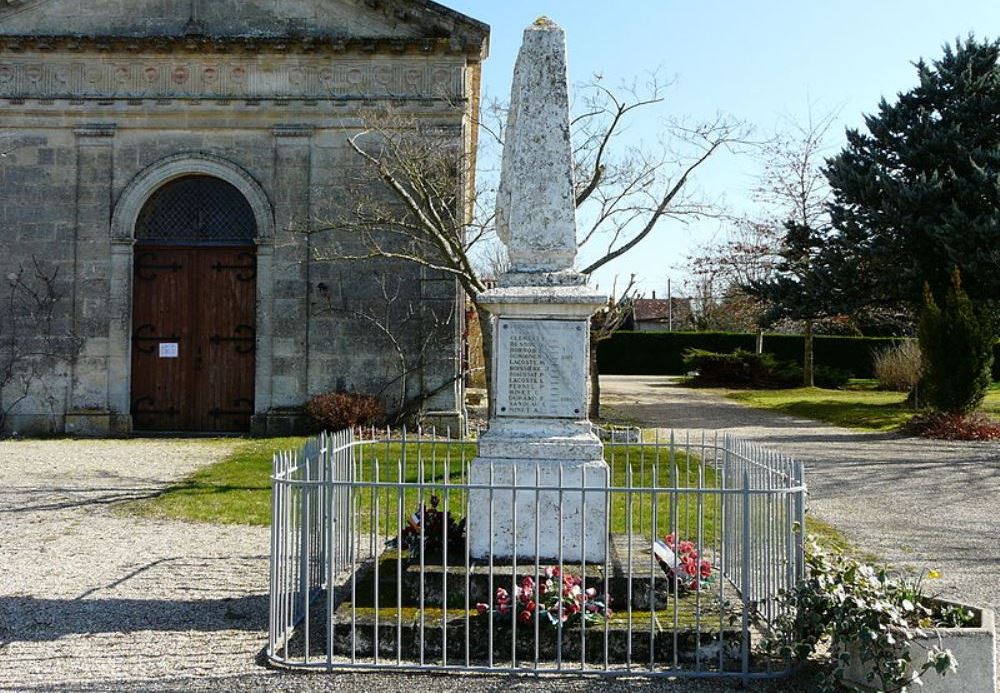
[0, 437, 796, 692]
[602, 375, 1000, 687]
[0, 439, 270, 691]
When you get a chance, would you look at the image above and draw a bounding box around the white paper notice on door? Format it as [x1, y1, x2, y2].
[159, 342, 179, 358]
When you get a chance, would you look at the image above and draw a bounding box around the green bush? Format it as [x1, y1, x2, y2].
[918, 270, 995, 414]
[683, 348, 796, 388]
[597, 331, 907, 378]
[597, 330, 1000, 380]
[768, 540, 960, 691]
[682, 348, 850, 389]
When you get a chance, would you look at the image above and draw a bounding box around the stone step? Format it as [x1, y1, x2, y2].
[371, 535, 715, 610]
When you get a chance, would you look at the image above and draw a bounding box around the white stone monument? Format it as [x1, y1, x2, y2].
[467, 18, 608, 563]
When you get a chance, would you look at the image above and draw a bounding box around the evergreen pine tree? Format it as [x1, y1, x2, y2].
[917, 269, 994, 414]
[823, 36, 1000, 309]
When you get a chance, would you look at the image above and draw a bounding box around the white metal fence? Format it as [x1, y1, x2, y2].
[268, 428, 806, 682]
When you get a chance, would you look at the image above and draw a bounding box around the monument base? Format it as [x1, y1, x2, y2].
[468, 425, 609, 563]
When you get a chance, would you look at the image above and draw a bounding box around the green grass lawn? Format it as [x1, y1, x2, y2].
[126, 437, 724, 546]
[125, 436, 306, 525]
[723, 380, 1000, 431]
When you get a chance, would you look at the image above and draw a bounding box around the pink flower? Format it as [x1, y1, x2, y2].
[585, 587, 597, 599]
[496, 587, 509, 603]
[498, 602, 510, 615]
[519, 609, 532, 624]
[700, 560, 712, 579]
[525, 599, 536, 612]
[476, 602, 489, 615]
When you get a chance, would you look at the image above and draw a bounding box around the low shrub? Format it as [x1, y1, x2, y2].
[873, 340, 923, 392]
[306, 391, 385, 431]
[683, 349, 850, 389]
[683, 348, 797, 388]
[811, 365, 852, 389]
[902, 411, 1000, 441]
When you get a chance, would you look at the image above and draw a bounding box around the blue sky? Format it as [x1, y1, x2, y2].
[445, 1, 1000, 296]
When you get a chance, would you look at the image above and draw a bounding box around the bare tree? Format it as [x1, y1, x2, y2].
[322, 75, 752, 414]
[589, 275, 637, 419]
[0, 258, 81, 434]
[688, 107, 839, 383]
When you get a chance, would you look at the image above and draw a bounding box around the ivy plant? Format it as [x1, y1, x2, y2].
[767, 540, 959, 692]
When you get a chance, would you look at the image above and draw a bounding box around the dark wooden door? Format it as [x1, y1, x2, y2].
[131, 246, 256, 432]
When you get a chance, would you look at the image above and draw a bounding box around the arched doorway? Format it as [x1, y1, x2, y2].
[130, 175, 258, 432]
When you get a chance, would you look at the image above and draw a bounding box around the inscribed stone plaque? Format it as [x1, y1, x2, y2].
[496, 319, 587, 418]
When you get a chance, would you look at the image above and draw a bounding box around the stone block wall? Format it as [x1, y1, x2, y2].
[0, 44, 477, 436]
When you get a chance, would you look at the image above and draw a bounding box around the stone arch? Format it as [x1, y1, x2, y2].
[106, 153, 276, 431]
[111, 153, 275, 243]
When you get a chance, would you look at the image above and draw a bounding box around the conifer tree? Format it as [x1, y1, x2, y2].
[917, 269, 994, 414]
[823, 36, 1000, 309]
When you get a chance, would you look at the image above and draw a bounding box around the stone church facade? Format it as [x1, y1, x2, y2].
[0, 0, 487, 436]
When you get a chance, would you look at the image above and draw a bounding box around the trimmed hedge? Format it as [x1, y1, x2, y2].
[598, 331, 1000, 379]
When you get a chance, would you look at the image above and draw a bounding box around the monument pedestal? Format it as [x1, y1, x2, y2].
[468, 283, 608, 563]
[468, 19, 609, 564]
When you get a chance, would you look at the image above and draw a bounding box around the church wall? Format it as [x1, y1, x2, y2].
[0, 128, 77, 434]
[0, 46, 476, 435]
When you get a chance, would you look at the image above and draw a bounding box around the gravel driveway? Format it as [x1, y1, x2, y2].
[602, 375, 1000, 688]
[1, 437, 796, 692]
[0, 439, 273, 691]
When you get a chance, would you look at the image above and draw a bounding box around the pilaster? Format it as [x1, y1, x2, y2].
[269, 125, 313, 411]
[66, 123, 116, 437]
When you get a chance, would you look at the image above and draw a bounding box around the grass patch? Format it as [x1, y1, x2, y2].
[351, 443, 719, 545]
[724, 380, 1000, 431]
[125, 436, 306, 525]
[126, 438, 722, 545]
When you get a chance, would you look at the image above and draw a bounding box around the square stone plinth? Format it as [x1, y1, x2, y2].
[467, 457, 609, 563]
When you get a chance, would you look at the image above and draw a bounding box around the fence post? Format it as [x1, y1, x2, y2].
[794, 460, 806, 580]
[741, 470, 752, 686]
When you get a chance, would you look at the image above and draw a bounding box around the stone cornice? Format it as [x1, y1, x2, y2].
[0, 52, 469, 102]
[0, 34, 485, 60]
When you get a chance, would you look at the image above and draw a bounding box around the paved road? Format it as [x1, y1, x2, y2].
[602, 375, 1000, 687]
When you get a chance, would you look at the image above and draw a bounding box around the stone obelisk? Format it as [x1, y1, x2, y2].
[468, 18, 608, 563]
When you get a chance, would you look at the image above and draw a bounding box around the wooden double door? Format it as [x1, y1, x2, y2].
[130, 245, 257, 432]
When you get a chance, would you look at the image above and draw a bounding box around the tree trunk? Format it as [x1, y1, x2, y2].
[756, 328, 764, 354]
[588, 333, 601, 420]
[803, 319, 815, 387]
[476, 306, 495, 418]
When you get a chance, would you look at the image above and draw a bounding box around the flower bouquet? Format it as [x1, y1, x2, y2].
[391, 495, 466, 559]
[476, 566, 612, 628]
[653, 534, 714, 594]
